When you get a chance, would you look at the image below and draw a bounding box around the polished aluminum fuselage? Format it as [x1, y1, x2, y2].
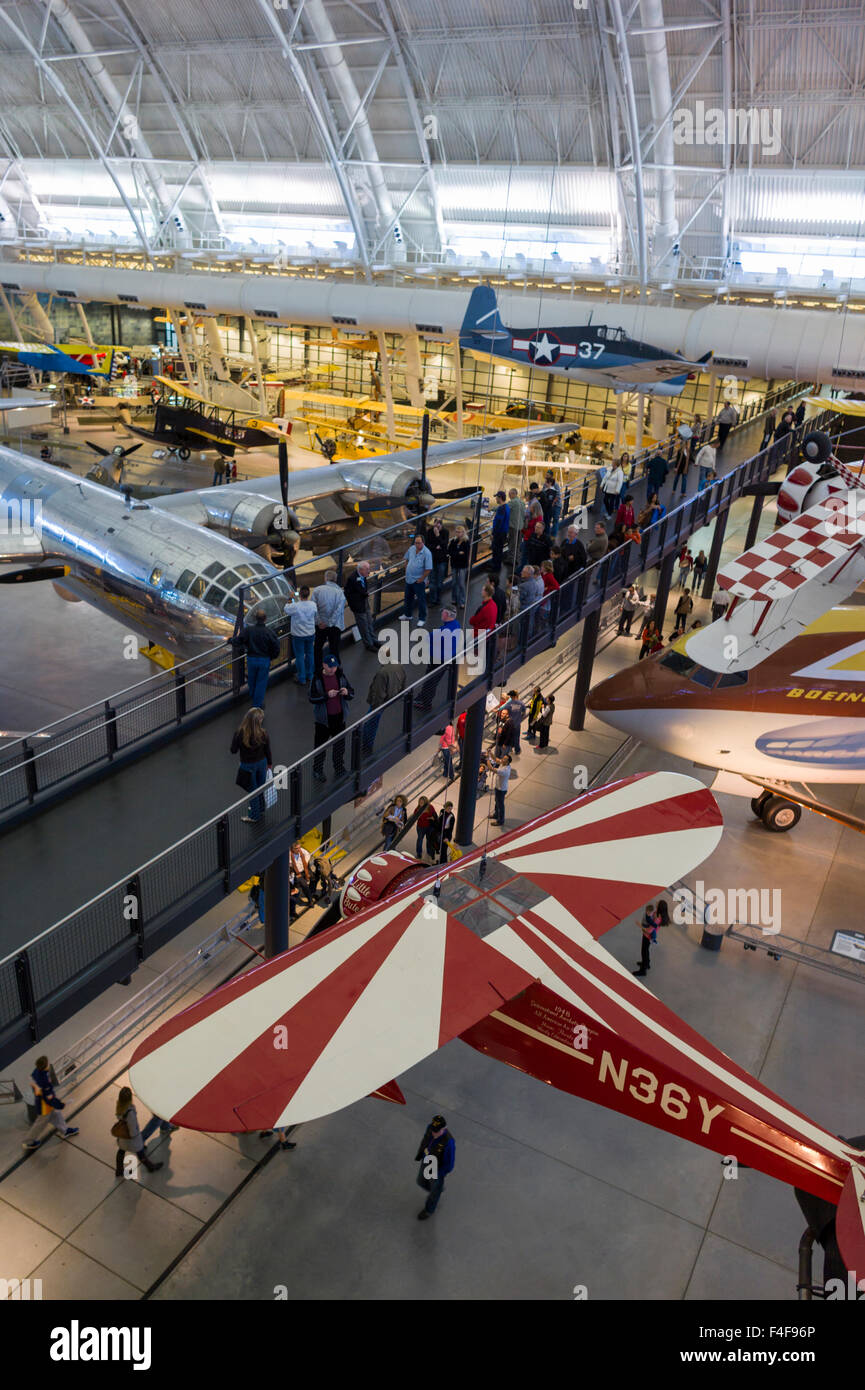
[0, 447, 293, 654]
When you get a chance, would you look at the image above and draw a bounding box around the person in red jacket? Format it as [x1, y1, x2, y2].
[615, 494, 635, 530]
[540, 559, 560, 622]
[470, 582, 498, 637]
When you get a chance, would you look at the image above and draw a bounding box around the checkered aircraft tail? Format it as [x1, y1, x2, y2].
[685, 496, 865, 674]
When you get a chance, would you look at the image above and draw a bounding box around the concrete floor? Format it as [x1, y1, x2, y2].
[1, 615, 863, 1300]
[3, 398, 861, 1301]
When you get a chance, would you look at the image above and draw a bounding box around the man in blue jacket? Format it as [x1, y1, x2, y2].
[415, 1114, 456, 1220]
[23, 1055, 80, 1150]
[490, 491, 510, 575]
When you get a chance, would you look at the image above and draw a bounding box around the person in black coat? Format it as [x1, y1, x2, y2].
[427, 518, 450, 605]
[436, 802, 455, 863]
[343, 561, 382, 652]
[487, 572, 507, 623]
[233, 608, 280, 708]
[310, 653, 354, 782]
[447, 526, 470, 609]
[524, 520, 552, 567]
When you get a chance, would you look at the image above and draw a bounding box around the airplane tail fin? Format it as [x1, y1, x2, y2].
[460, 284, 510, 341]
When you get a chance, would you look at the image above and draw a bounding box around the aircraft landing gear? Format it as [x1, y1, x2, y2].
[750, 790, 802, 832]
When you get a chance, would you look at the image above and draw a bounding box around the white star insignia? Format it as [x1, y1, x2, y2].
[530, 334, 557, 364]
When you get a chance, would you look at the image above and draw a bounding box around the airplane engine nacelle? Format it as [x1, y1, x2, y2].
[340, 460, 434, 507]
[217, 493, 301, 544]
[162, 491, 300, 542]
[777, 461, 850, 524]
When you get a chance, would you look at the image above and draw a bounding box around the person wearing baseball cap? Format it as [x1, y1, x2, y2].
[414, 1115, 456, 1220]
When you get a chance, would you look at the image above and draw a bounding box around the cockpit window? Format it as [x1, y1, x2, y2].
[204, 584, 227, 606]
[176, 569, 194, 593]
[202, 561, 223, 579]
[691, 666, 719, 688]
[660, 652, 697, 677]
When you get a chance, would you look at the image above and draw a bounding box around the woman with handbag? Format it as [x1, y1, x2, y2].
[381, 794, 407, 850]
[231, 707, 272, 824]
[112, 1087, 163, 1177]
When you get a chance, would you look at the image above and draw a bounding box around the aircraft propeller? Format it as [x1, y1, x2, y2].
[85, 441, 143, 460]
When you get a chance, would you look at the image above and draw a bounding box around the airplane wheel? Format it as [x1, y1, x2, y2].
[178, 446, 191, 460]
[760, 796, 801, 832]
[750, 791, 771, 817]
[801, 430, 832, 463]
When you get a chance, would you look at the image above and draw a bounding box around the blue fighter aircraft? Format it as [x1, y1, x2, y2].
[459, 285, 711, 396]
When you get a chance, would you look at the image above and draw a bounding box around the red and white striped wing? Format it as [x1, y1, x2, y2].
[130, 893, 533, 1132]
[129, 772, 723, 1132]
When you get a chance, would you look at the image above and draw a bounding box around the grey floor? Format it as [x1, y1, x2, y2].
[0, 406, 777, 950]
[1, 637, 863, 1301]
[4, 400, 858, 1301]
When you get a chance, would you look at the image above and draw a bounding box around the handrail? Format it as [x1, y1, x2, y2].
[0, 409, 830, 973]
[0, 411, 832, 1062]
[3, 377, 810, 760]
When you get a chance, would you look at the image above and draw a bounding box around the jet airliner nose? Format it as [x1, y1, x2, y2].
[587, 661, 651, 713]
[586, 662, 653, 739]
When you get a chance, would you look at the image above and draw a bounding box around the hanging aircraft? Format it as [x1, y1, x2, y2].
[587, 432, 865, 833]
[127, 770, 865, 1280]
[460, 285, 712, 396]
[0, 421, 569, 656]
[115, 377, 289, 459]
[0, 340, 123, 379]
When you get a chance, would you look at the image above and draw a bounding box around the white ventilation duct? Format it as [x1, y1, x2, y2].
[639, 0, 679, 261]
[4, 260, 865, 386]
[42, 0, 186, 245]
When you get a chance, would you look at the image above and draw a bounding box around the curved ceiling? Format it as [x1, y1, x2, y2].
[0, 0, 863, 287]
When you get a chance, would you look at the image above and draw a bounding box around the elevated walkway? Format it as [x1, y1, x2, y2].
[0, 401, 832, 1063]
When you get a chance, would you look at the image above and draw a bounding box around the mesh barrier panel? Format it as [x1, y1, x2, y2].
[29, 717, 110, 793]
[0, 957, 22, 1029]
[141, 827, 222, 920]
[28, 885, 131, 1002]
[0, 755, 31, 814]
[115, 687, 179, 749]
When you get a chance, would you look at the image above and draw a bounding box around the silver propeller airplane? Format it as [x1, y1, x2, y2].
[0, 424, 567, 656]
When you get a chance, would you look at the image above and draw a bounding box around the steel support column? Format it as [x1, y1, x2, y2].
[455, 694, 485, 846]
[744, 493, 765, 553]
[652, 547, 676, 631]
[702, 502, 729, 599]
[264, 850, 291, 958]
[569, 606, 601, 732]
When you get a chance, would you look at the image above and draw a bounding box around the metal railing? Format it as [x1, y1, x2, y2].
[0, 490, 506, 820]
[0, 410, 833, 1066]
[0, 379, 812, 822]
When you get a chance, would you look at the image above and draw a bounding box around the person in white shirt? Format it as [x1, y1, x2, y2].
[695, 438, 717, 487]
[284, 585, 318, 684]
[288, 840, 313, 904]
[489, 753, 511, 826]
[601, 463, 626, 517]
[711, 584, 731, 623]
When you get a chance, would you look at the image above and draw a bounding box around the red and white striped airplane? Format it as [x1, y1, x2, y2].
[129, 770, 865, 1273]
